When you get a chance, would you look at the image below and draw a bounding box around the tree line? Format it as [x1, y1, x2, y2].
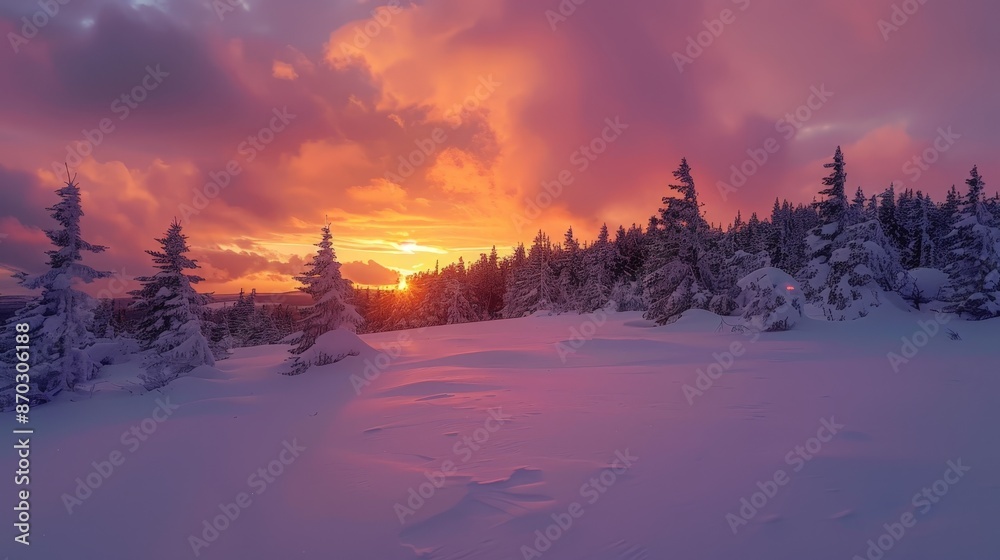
[2, 147, 999, 406]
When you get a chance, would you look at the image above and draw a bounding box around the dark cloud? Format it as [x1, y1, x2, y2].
[1, 0, 998, 295]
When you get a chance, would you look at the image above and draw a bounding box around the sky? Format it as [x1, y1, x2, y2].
[1, 0, 997, 296]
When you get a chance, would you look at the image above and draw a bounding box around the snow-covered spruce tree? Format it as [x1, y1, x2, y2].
[643, 158, 716, 324]
[932, 185, 961, 264]
[284, 223, 362, 375]
[877, 184, 904, 251]
[91, 298, 115, 339]
[797, 146, 848, 301]
[609, 277, 645, 311]
[227, 288, 256, 347]
[444, 279, 477, 324]
[203, 307, 234, 360]
[1, 169, 112, 405]
[577, 224, 616, 312]
[796, 147, 904, 319]
[848, 187, 869, 225]
[230, 289, 278, 346]
[940, 166, 1000, 319]
[821, 219, 903, 320]
[713, 249, 771, 315]
[502, 230, 557, 318]
[129, 220, 215, 389]
[554, 227, 582, 311]
[898, 191, 936, 269]
[735, 267, 804, 332]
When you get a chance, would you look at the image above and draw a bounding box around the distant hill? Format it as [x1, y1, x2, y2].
[0, 292, 312, 323]
[0, 296, 32, 324]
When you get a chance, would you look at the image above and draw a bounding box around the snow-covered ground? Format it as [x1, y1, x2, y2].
[23, 305, 1000, 559]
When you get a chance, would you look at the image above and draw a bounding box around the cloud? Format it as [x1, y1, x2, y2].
[272, 61, 299, 80]
[2, 0, 999, 295]
[341, 259, 400, 286]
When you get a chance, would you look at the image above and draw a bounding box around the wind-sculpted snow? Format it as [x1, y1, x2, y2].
[20, 310, 1000, 559]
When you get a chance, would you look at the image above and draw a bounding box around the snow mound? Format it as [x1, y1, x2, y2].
[529, 309, 556, 317]
[186, 364, 229, 379]
[736, 267, 804, 332]
[622, 318, 658, 328]
[907, 268, 949, 296]
[288, 329, 375, 374]
[661, 308, 725, 332]
[899, 267, 950, 308]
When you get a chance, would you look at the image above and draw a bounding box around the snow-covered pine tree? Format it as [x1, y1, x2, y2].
[444, 279, 477, 324]
[228, 288, 255, 346]
[713, 249, 771, 315]
[92, 298, 115, 339]
[554, 227, 582, 311]
[502, 230, 557, 318]
[940, 166, 1000, 319]
[735, 267, 804, 332]
[285, 223, 362, 374]
[129, 220, 215, 388]
[204, 307, 234, 360]
[909, 191, 936, 269]
[821, 219, 904, 320]
[849, 187, 868, 225]
[797, 146, 848, 301]
[643, 158, 716, 324]
[577, 224, 615, 312]
[877, 184, 904, 251]
[1, 168, 111, 405]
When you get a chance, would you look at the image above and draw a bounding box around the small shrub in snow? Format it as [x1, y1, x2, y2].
[898, 268, 948, 310]
[736, 267, 804, 332]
